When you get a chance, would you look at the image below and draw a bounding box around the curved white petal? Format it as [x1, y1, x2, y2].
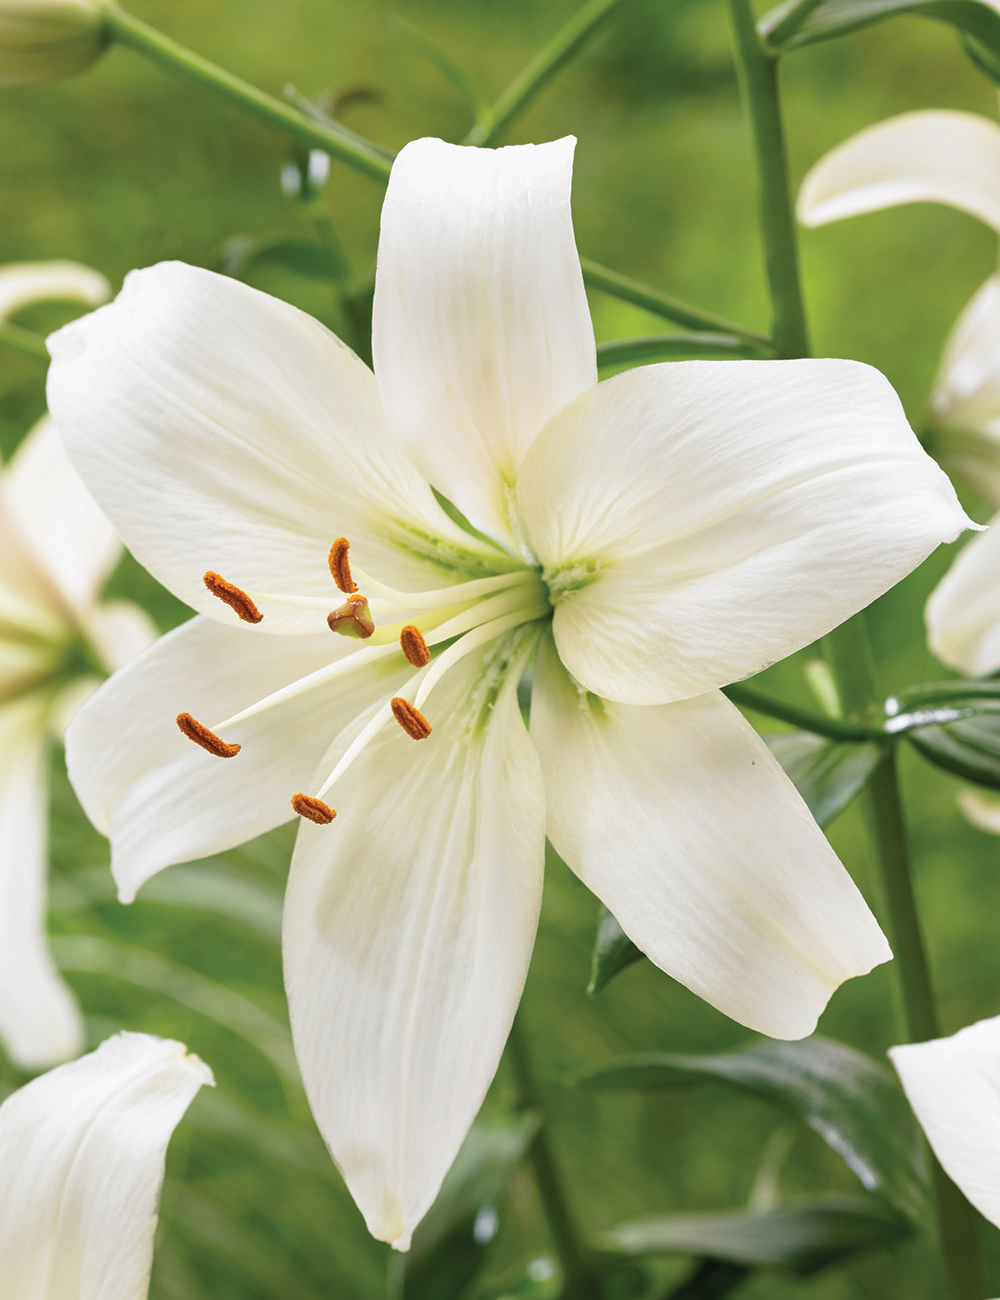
[0, 1031, 212, 1300]
[4, 416, 121, 616]
[0, 259, 108, 322]
[372, 137, 596, 546]
[285, 634, 545, 1248]
[66, 615, 411, 902]
[890, 1016, 1000, 1230]
[0, 694, 84, 1070]
[798, 110, 1000, 233]
[932, 276, 1000, 434]
[926, 516, 1000, 676]
[47, 262, 495, 637]
[531, 636, 890, 1040]
[517, 359, 969, 705]
[958, 789, 1000, 836]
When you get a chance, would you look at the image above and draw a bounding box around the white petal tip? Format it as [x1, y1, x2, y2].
[116, 884, 136, 905]
[391, 1231, 413, 1253]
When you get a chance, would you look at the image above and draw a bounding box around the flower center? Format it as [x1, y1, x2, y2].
[175, 536, 552, 823]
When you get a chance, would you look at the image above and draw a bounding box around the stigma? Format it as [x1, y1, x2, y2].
[328, 594, 375, 639]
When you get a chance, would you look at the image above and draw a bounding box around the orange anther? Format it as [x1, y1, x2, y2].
[203, 572, 263, 624]
[328, 537, 358, 594]
[391, 697, 432, 740]
[176, 712, 241, 758]
[291, 793, 337, 824]
[327, 594, 375, 639]
[399, 624, 430, 667]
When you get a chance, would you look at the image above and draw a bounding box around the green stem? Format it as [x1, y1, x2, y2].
[508, 1013, 601, 1300]
[757, 0, 828, 49]
[581, 257, 771, 344]
[0, 320, 49, 361]
[722, 682, 882, 741]
[597, 332, 768, 368]
[726, 0, 809, 358]
[466, 0, 629, 146]
[726, 2, 983, 1293]
[104, 8, 393, 182]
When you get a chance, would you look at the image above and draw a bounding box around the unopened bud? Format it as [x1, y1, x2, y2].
[0, 0, 108, 88]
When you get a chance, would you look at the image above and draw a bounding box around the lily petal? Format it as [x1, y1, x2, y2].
[284, 634, 545, 1248]
[0, 694, 84, 1070]
[926, 515, 1000, 676]
[4, 416, 120, 617]
[531, 636, 890, 1040]
[517, 359, 969, 705]
[797, 110, 1000, 233]
[66, 614, 410, 902]
[47, 262, 492, 636]
[85, 598, 159, 673]
[958, 789, 1000, 836]
[0, 259, 108, 322]
[0, 1031, 212, 1299]
[372, 137, 596, 546]
[890, 1016, 1000, 1230]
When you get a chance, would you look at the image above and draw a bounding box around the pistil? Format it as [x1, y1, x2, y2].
[328, 594, 375, 639]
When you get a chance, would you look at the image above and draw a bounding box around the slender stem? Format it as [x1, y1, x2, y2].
[508, 1013, 601, 1300]
[726, 0, 809, 358]
[466, 0, 629, 146]
[722, 682, 883, 742]
[104, 8, 393, 182]
[0, 320, 49, 360]
[757, 0, 828, 49]
[581, 257, 771, 344]
[726, 2, 984, 1292]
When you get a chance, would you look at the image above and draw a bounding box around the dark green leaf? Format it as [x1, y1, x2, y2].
[574, 1036, 927, 1222]
[393, 1111, 541, 1299]
[596, 1197, 911, 1275]
[220, 231, 349, 282]
[665, 1259, 751, 1300]
[596, 333, 766, 368]
[760, 0, 1000, 59]
[907, 713, 1000, 789]
[764, 733, 881, 826]
[588, 905, 645, 995]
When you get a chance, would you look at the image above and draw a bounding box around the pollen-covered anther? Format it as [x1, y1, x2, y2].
[327, 594, 375, 639]
[176, 712, 241, 758]
[391, 697, 432, 740]
[399, 624, 430, 667]
[328, 537, 358, 594]
[203, 571, 263, 624]
[291, 793, 337, 824]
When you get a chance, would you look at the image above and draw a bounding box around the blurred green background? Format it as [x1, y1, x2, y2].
[1, 0, 999, 1296]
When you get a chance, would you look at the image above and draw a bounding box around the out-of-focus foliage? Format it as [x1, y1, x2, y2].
[3, 1, 1000, 1297]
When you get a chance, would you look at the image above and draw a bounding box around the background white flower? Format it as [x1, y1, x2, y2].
[47, 136, 968, 1249]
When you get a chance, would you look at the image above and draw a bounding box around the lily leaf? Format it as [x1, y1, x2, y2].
[588, 905, 644, 996]
[596, 333, 767, 369]
[220, 231, 349, 282]
[764, 733, 881, 826]
[906, 713, 1000, 789]
[392, 1111, 541, 1299]
[574, 1036, 927, 1223]
[596, 1196, 911, 1275]
[759, 0, 1000, 60]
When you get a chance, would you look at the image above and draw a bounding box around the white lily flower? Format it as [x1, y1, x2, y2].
[890, 1015, 1000, 1234]
[0, 258, 155, 1070]
[0, 0, 108, 87]
[47, 136, 969, 1249]
[0, 1030, 213, 1299]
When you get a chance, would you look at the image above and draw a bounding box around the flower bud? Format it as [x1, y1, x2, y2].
[0, 0, 108, 87]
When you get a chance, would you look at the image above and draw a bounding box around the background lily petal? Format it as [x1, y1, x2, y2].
[0, 258, 108, 321]
[926, 513, 1000, 676]
[372, 136, 596, 547]
[47, 262, 488, 636]
[797, 110, 1000, 232]
[0, 1031, 212, 1299]
[517, 359, 968, 705]
[0, 693, 84, 1070]
[284, 639, 545, 1249]
[530, 637, 890, 1041]
[890, 1016, 1000, 1231]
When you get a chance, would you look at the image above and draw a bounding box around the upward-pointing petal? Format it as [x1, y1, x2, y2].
[926, 515, 1000, 676]
[798, 110, 1000, 233]
[372, 136, 596, 547]
[0, 260, 109, 322]
[0, 1031, 212, 1300]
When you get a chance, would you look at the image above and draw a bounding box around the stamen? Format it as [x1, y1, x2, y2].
[203, 572, 263, 624]
[328, 595, 375, 640]
[351, 565, 536, 612]
[400, 624, 430, 667]
[176, 712, 241, 758]
[328, 538, 358, 594]
[291, 793, 336, 824]
[413, 603, 551, 710]
[391, 697, 432, 740]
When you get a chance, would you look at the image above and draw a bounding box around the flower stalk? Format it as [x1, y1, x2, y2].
[726, 0, 984, 1293]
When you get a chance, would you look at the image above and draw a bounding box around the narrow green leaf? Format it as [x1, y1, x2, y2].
[574, 1036, 927, 1222]
[596, 1197, 911, 1275]
[0, 319, 49, 361]
[389, 15, 493, 123]
[597, 333, 766, 368]
[760, 0, 1000, 58]
[764, 733, 881, 826]
[588, 905, 644, 996]
[393, 1112, 541, 1299]
[907, 713, 1000, 789]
